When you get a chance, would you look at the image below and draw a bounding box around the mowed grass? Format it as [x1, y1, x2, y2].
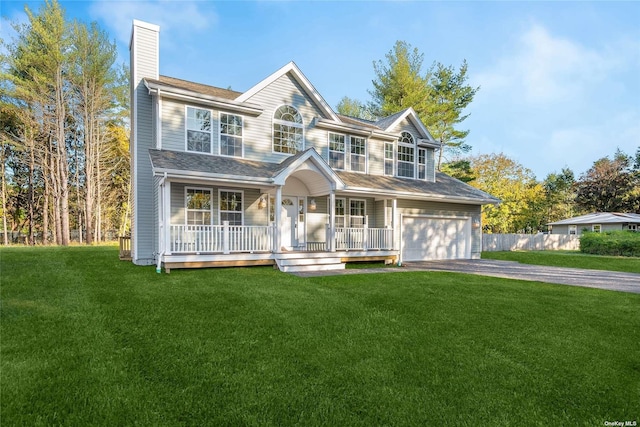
[482, 250, 640, 273]
[1, 246, 639, 426]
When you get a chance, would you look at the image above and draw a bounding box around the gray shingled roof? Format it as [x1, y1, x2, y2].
[548, 212, 640, 225]
[337, 114, 381, 130]
[337, 170, 499, 203]
[146, 76, 242, 100]
[149, 149, 498, 204]
[374, 109, 408, 130]
[149, 149, 279, 178]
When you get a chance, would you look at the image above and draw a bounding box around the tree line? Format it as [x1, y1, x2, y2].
[339, 41, 640, 233]
[2, 13, 637, 245]
[1, 0, 129, 245]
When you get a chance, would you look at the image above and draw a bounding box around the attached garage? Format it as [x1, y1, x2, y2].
[401, 216, 472, 261]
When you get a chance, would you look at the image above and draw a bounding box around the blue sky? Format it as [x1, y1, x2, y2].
[2, 0, 639, 180]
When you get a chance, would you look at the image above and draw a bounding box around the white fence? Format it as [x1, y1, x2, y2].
[482, 234, 580, 252]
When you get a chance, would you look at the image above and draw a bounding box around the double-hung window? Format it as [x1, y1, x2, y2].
[350, 136, 366, 173]
[592, 224, 601, 233]
[417, 148, 427, 180]
[397, 132, 415, 178]
[329, 133, 346, 169]
[219, 190, 243, 225]
[335, 198, 346, 228]
[273, 105, 303, 154]
[384, 142, 394, 176]
[186, 188, 212, 225]
[350, 200, 366, 228]
[569, 225, 577, 235]
[186, 107, 212, 153]
[220, 113, 243, 157]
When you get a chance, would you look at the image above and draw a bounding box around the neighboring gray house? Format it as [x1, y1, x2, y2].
[548, 213, 640, 235]
[129, 20, 498, 273]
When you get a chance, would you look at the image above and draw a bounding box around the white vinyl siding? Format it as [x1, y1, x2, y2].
[240, 73, 328, 162]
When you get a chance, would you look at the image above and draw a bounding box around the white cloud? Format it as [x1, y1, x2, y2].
[475, 24, 623, 105]
[89, 0, 215, 46]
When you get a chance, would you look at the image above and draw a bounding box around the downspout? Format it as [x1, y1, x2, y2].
[156, 172, 167, 273]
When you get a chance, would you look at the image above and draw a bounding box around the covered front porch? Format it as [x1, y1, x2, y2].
[152, 148, 398, 272]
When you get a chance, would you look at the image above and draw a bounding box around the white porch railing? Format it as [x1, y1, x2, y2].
[335, 226, 394, 251]
[170, 224, 275, 254]
[169, 223, 393, 254]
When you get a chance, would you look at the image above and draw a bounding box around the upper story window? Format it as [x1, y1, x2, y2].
[350, 136, 366, 173]
[329, 133, 346, 169]
[273, 105, 303, 154]
[384, 142, 394, 176]
[417, 148, 427, 180]
[397, 132, 415, 178]
[220, 113, 243, 157]
[186, 188, 212, 225]
[186, 107, 212, 153]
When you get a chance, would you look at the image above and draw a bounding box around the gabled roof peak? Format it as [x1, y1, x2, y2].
[235, 62, 339, 122]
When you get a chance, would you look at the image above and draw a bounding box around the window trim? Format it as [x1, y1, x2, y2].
[349, 199, 367, 228]
[384, 142, 395, 176]
[185, 105, 213, 154]
[328, 132, 346, 170]
[349, 136, 367, 173]
[218, 189, 244, 226]
[218, 111, 244, 158]
[417, 148, 427, 180]
[272, 104, 304, 155]
[185, 187, 213, 225]
[397, 131, 415, 178]
[335, 198, 346, 228]
[568, 225, 577, 235]
[592, 224, 601, 233]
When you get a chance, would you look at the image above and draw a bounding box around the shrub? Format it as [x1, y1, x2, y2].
[580, 231, 640, 257]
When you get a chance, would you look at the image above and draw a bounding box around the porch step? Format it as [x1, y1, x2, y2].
[275, 255, 345, 273]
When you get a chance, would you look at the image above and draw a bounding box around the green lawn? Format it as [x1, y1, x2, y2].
[482, 250, 640, 273]
[2, 246, 639, 426]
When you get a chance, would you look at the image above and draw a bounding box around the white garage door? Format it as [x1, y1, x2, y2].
[402, 216, 471, 261]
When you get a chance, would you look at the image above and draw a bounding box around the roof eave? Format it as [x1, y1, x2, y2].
[314, 118, 398, 140]
[145, 80, 263, 116]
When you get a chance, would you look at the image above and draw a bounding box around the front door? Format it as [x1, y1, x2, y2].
[281, 197, 298, 250]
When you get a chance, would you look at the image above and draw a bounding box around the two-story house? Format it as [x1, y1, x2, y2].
[129, 20, 498, 273]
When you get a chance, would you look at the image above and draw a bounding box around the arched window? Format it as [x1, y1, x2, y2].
[397, 131, 415, 178]
[273, 105, 303, 154]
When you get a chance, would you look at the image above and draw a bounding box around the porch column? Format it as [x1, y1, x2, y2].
[164, 180, 171, 255]
[274, 186, 282, 253]
[329, 191, 336, 252]
[392, 198, 398, 250]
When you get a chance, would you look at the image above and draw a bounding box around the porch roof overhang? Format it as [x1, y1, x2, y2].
[149, 148, 345, 194]
[148, 149, 499, 205]
[336, 171, 501, 205]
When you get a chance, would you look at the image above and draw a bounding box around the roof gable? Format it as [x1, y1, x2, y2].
[235, 62, 339, 121]
[377, 108, 438, 146]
